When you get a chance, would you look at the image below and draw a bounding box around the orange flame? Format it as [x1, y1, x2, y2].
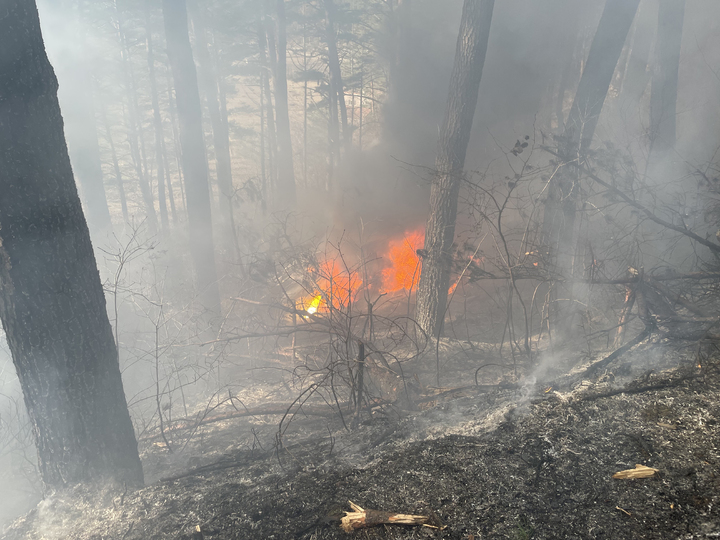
[298, 258, 363, 314]
[381, 230, 424, 293]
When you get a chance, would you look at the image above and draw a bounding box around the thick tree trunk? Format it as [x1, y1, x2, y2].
[162, 0, 221, 315]
[190, 2, 236, 256]
[0, 0, 143, 489]
[145, 1, 170, 230]
[324, 0, 350, 149]
[565, 0, 641, 153]
[542, 0, 640, 336]
[415, 0, 495, 338]
[270, 0, 296, 209]
[649, 0, 685, 154]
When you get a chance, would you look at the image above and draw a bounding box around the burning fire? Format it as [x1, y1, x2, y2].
[297, 258, 363, 314]
[297, 227, 465, 315]
[381, 230, 424, 293]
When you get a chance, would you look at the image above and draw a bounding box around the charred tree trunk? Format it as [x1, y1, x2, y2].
[269, 0, 296, 209]
[190, 2, 236, 257]
[543, 0, 641, 255]
[162, 0, 221, 315]
[324, 0, 350, 149]
[0, 0, 143, 489]
[145, 0, 170, 230]
[542, 0, 640, 335]
[564, 0, 641, 153]
[649, 0, 685, 155]
[415, 0, 495, 338]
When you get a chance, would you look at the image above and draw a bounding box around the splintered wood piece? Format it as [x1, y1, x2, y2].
[340, 501, 429, 532]
[612, 464, 659, 479]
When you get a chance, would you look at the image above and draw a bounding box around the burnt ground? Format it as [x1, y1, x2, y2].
[2, 338, 720, 540]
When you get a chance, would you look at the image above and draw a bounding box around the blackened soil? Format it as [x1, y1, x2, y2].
[2, 354, 720, 539]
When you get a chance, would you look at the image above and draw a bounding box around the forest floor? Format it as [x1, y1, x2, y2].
[1, 336, 720, 540]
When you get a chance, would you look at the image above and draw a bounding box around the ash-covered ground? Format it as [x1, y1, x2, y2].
[2, 338, 719, 540]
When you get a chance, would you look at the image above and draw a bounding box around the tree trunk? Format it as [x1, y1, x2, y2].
[190, 1, 236, 257]
[324, 0, 350, 149]
[0, 0, 143, 489]
[165, 70, 187, 215]
[544, 0, 640, 259]
[257, 19, 278, 196]
[649, 0, 685, 154]
[542, 0, 640, 336]
[415, 0, 495, 338]
[269, 0, 296, 209]
[100, 106, 129, 223]
[621, 1, 656, 103]
[565, 0, 641, 153]
[115, 0, 158, 234]
[145, 0, 170, 230]
[162, 0, 221, 315]
[145, 3, 170, 230]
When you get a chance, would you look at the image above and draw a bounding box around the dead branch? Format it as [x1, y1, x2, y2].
[581, 326, 653, 379]
[541, 146, 720, 255]
[340, 501, 431, 532]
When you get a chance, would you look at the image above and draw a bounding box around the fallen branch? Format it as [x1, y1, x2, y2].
[140, 400, 389, 442]
[580, 371, 699, 401]
[581, 326, 653, 379]
[340, 501, 432, 532]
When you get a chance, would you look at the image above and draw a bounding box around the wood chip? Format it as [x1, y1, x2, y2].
[612, 464, 659, 479]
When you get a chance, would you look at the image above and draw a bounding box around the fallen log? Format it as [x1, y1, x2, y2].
[340, 501, 431, 532]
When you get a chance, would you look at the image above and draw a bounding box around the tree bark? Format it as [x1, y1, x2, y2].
[415, 0, 495, 338]
[145, 0, 170, 230]
[0, 0, 143, 489]
[162, 0, 221, 315]
[649, 0, 685, 154]
[269, 0, 297, 209]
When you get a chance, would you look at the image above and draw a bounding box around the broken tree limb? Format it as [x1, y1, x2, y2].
[340, 501, 430, 532]
[582, 326, 653, 379]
